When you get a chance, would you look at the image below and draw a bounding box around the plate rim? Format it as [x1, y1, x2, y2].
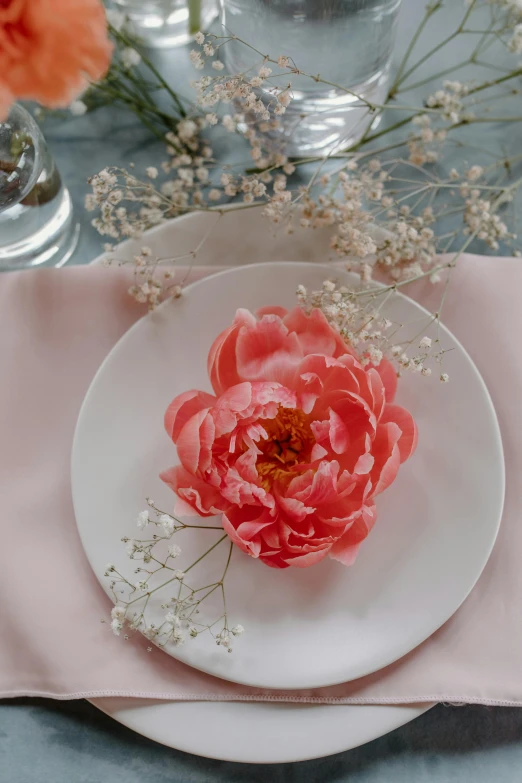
[88, 696, 433, 763]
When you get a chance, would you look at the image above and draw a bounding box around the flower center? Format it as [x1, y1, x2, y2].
[256, 407, 313, 491]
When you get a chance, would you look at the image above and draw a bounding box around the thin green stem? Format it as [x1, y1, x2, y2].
[390, 1, 443, 94]
[394, 0, 479, 90]
[466, 68, 522, 95]
[110, 24, 188, 117]
[188, 0, 201, 35]
[184, 534, 228, 575]
[397, 59, 472, 94]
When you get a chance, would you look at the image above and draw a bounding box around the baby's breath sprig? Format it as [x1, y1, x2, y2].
[105, 499, 244, 653]
[85, 0, 522, 366]
[297, 277, 452, 382]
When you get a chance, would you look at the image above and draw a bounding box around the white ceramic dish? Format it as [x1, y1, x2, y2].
[90, 697, 431, 764]
[72, 261, 504, 691]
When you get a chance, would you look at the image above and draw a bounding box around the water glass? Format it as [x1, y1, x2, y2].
[220, 0, 402, 156]
[0, 104, 79, 271]
[111, 0, 218, 48]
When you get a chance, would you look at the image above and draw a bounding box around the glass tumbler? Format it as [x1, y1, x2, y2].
[0, 104, 79, 271]
[220, 0, 402, 156]
[110, 0, 218, 48]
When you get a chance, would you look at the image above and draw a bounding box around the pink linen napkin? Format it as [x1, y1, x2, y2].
[0, 256, 520, 706]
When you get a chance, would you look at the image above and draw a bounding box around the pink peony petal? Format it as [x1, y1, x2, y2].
[208, 309, 257, 395]
[164, 389, 217, 443]
[296, 371, 324, 414]
[311, 443, 328, 461]
[328, 504, 377, 565]
[328, 408, 350, 454]
[212, 382, 253, 434]
[222, 512, 260, 557]
[235, 314, 303, 387]
[176, 408, 213, 475]
[221, 465, 272, 508]
[236, 517, 275, 541]
[374, 357, 398, 403]
[380, 404, 418, 462]
[276, 494, 315, 524]
[282, 548, 330, 568]
[370, 422, 402, 495]
[160, 465, 226, 517]
[353, 450, 374, 475]
[283, 306, 347, 357]
[298, 460, 340, 506]
[328, 541, 361, 566]
[256, 305, 289, 319]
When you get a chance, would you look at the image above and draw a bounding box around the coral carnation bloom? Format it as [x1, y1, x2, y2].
[0, 0, 112, 118]
[161, 307, 417, 569]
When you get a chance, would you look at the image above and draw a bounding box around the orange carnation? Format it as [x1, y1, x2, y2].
[0, 0, 113, 118]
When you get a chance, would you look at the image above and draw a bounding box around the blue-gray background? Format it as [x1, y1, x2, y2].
[2, 1, 522, 780]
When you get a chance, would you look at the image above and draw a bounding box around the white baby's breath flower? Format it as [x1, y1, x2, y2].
[189, 49, 204, 70]
[465, 165, 483, 182]
[194, 31, 205, 44]
[106, 8, 125, 30]
[135, 580, 149, 591]
[146, 167, 158, 179]
[167, 543, 182, 558]
[212, 60, 225, 71]
[160, 514, 175, 535]
[165, 611, 181, 626]
[137, 510, 149, 529]
[173, 569, 185, 580]
[172, 627, 186, 646]
[216, 630, 231, 648]
[440, 373, 450, 383]
[121, 47, 141, 69]
[111, 618, 123, 636]
[231, 624, 244, 636]
[69, 100, 87, 116]
[111, 605, 126, 621]
[419, 336, 432, 349]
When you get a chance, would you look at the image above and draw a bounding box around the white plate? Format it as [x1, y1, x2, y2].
[90, 697, 431, 764]
[72, 260, 504, 691]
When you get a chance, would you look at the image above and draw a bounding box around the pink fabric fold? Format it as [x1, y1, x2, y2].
[1, 256, 521, 705]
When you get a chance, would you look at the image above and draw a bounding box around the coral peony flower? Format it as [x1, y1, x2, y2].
[0, 0, 113, 118]
[161, 306, 417, 569]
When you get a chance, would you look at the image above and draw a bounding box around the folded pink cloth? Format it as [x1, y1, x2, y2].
[1, 257, 521, 705]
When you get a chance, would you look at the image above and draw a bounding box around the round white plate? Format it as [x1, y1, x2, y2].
[90, 697, 431, 764]
[72, 260, 504, 691]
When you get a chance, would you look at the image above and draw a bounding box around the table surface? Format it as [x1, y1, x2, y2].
[2, 1, 522, 780]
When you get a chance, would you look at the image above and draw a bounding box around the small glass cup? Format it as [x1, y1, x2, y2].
[220, 0, 402, 156]
[0, 104, 79, 271]
[110, 0, 218, 48]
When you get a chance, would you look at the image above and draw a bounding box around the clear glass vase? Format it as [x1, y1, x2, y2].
[220, 0, 402, 156]
[0, 104, 79, 271]
[111, 0, 218, 48]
